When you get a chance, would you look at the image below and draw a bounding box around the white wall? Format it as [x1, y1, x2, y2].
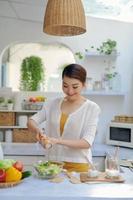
[0, 15, 133, 144]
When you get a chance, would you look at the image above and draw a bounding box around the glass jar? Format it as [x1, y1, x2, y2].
[105, 156, 119, 178]
[93, 81, 102, 91]
[111, 72, 121, 91]
[86, 77, 93, 90]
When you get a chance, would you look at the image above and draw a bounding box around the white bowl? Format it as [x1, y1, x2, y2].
[88, 169, 100, 178]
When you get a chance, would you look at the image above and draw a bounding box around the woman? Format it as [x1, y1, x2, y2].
[27, 64, 101, 172]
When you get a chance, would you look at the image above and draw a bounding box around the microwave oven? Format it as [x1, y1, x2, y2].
[106, 122, 133, 148]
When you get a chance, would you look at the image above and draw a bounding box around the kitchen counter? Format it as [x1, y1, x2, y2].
[0, 167, 133, 200]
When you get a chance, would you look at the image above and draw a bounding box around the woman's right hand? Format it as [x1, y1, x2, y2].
[36, 130, 47, 143]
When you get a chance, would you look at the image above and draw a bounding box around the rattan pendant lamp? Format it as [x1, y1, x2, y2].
[43, 0, 86, 36]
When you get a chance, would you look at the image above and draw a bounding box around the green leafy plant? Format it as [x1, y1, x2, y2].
[0, 97, 5, 104]
[104, 72, 118, 80]
[75, 52, 84, 60]
[97, 39, 117, 55]
[7, 98, 13, 104]
[20, 56, 45, 91]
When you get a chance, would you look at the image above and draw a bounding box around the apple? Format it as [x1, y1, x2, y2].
[29, 97, 37, 103]
[13, 161, 23, 172]
[0, 169, 6, 182]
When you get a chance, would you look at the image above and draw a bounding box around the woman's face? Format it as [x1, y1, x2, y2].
[62, 76, 85, 101]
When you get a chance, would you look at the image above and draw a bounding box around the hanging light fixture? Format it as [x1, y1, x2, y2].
[43, 0, 86, 36]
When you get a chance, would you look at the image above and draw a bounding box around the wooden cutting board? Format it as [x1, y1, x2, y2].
[119, 160, 133, 168]
[80, 172, 125, 183]
[0, 180, 23, 188]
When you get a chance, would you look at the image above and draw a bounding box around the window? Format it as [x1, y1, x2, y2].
[83, 0, 133, 22]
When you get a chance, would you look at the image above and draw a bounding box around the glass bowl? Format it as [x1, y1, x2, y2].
[33, 160, 63, 179]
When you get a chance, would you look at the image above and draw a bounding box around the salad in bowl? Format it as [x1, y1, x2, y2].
[34, 160, 63, 179]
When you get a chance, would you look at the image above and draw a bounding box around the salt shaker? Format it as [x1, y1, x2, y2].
[40, 128, 52, 149]
[41, 138, 52, 149]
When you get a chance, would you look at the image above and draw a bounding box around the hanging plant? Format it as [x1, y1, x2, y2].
[20, 56, 45, 91]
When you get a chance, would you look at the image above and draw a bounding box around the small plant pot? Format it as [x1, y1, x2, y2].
[7, 103, 14, 110]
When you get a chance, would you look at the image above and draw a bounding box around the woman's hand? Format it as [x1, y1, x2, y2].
[48, 137, 59, 145]
[36, 131, 47, 143]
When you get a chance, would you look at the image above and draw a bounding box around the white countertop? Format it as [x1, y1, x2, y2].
[1, 142, 133, 159]
[0, 167, 133, 200]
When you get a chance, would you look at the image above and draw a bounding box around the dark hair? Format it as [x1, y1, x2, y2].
[62, 64, 87, 84]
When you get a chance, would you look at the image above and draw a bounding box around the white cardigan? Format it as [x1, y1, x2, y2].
[31, 98, 101, 163]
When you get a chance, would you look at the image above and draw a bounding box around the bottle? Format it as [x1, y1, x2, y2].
[86, 77, 93, 91]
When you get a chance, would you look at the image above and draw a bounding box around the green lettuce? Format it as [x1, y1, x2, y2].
[0, 159, 16, 170]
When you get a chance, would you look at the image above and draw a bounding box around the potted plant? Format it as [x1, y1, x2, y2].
[20, 56, 45, 91]
[85, 39, 117, 55]
[97, 39, 117, 55]
[0, 97, 6, 109]
[0, 97, 5, 105]
[7, 98, 14, 110]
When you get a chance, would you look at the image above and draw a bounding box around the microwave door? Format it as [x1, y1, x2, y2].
[107, 126, 133, 148]
[110, 127, 131, 142]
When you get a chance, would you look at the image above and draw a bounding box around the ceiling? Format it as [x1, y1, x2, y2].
[0, 0, 48, 23]
[0, 0, 133, 23]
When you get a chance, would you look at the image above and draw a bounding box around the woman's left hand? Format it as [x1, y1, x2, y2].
[48, 137, 59, 145]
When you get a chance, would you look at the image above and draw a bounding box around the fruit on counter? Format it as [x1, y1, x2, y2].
[6, 166, 22, 182]
[0, 159, 15, 170]
[13, 161, 23, 172]
[0, 159, 32, 182]
[22, 171, 32, 179]
[0, 169, 6, 182]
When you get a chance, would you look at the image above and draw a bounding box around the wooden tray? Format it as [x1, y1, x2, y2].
[80, 172, 125, 183]
[0, 180, 23, 188]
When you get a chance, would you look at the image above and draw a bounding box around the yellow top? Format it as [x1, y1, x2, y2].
[60, 113, 90, 172]
[60, 113, 68, 136]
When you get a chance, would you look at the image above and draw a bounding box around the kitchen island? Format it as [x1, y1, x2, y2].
[0, 167, 133, 200]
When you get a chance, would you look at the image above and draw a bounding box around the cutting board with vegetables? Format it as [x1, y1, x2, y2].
[80, 172, 125, 183]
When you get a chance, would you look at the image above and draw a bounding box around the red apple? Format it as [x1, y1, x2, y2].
[29, 97, 36, 103]
[0, 169, 6, 182]
[13, 161, 23, 172]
